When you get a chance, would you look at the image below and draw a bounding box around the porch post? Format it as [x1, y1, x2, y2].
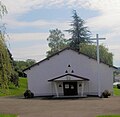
[77, 81, 80, 96]
[54, 81, 59, 97]
[81, 81, 84, 97]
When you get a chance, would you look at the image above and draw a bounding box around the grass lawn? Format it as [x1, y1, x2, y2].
[97, 115, 120, 117]
[0, 114, 17, 117]
[0, 77, 27, 96]
[113, 86, 120, 96]
[0, 77, 120, 97]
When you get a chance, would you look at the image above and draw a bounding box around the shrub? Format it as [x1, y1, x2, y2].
[102, 90, 111, 98]
[24, 90, 34, 99]
[117, 84, 120, 89]
[10, 71, 19, 87]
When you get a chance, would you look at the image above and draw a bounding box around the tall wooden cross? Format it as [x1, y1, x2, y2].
[90, 34, 106, 97]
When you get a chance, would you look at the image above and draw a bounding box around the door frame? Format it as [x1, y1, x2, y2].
[63, 82, 78, 96]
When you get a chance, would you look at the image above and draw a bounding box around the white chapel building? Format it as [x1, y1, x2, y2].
[24, 48, 117, 97]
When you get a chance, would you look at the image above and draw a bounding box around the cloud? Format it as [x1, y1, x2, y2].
[2, 0, 120, 66]
[6, 32, 49, 61]
[7, 32, 69, 61]
[7, 31, 71, 62]
[3, 0, 120, 32]
[2, 0, 65, 17]
[4, 18, 70, 32]
[84, 0, 120, 66]
[104, 32, 120, 67]
[11, 44, 49, 61]
[87, 14, 120, 32]
[8, 32, 49, 42]
[2, 0, 120, 16]
[86, 0, 120, 30]
[2, 0, 90, 18]
[88, 0, 120, 13]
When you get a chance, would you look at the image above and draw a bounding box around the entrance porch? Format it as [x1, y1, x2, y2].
[48, 73, 89, 97]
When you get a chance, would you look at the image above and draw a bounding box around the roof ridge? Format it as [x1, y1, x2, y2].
[23, 47, 117, 72]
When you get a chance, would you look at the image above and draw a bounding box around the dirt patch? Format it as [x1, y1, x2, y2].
[0, 96, 120, 117]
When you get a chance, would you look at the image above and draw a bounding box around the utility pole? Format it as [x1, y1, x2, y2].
[90, 34, 105, 97]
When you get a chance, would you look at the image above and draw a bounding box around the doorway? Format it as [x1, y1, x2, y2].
[63, 82, 78, 96]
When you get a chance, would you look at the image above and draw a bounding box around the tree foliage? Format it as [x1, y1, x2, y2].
[0, 37, 13, 89]
[80, 43, 113, 65]
[0, 1, 11, 89]
[0, 1, 19, 89]
[0, 1, 7, 18]
[46, 10, 113, 66]
[46, 28, 67, 57]
[13, 59, 36, 77]
[66, 10, 91, 51]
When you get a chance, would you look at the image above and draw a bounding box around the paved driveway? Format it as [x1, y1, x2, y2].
[0, 96, 120, 117]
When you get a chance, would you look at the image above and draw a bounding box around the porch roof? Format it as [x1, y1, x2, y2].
[48, 73, 89, 82]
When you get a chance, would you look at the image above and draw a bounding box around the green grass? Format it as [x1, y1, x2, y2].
[0, 114, 17, 117]
[0, 77, 27, 96]
[113, 86, 120, 96]
[97, 115, 120, 117]
[0, 77, 120, 97]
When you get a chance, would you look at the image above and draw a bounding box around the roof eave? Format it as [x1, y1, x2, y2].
[23, 47, 117, 72]
[48, 73, 89, 82]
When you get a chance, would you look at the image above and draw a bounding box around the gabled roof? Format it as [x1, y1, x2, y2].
[48, 73, 89, 82]
[23, 47, 117, 72]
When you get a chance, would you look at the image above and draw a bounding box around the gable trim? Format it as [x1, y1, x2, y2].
[48, 73, 89, 82]
[23, 47, 117, 72]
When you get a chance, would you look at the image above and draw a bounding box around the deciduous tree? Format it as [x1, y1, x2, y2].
[0, 1, 17, 89]
[46, 28, 67, 56]
[80, 43, 113, 65]
[13, 59, 36, 77]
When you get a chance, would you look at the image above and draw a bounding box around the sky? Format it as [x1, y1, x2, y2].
[1, 0, 120, 67]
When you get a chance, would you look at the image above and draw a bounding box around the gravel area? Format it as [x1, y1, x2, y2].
[0, 96, 120, 117]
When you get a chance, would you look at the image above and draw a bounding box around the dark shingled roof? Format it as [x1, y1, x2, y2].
[23, 47, 118, 72]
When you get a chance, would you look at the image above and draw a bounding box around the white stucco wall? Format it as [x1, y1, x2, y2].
[25, 49, 115, 96]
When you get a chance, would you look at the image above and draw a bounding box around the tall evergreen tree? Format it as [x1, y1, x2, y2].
[66, 10, 91, 51]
